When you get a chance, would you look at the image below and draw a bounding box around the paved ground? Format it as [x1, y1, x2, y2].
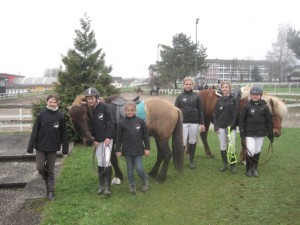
[0, 133, 68, 225]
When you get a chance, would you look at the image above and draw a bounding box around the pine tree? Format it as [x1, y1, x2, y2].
[55, 13, 118, 106]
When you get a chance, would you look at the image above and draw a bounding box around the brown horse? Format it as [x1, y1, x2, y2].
[198, 87, 288, 161]
[68, 95, 184, 182]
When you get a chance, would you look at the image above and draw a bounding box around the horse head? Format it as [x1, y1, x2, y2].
[263, 95, 288, 137]
[68, 95, 94, 146]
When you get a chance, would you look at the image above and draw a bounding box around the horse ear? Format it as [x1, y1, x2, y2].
[270, 98, 274, 108]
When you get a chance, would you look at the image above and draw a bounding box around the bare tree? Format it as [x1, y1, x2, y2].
[266, 23, 296, 82]
[44, 68, 59, 77]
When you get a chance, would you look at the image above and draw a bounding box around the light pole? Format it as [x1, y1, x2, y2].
[157, 44, 161, 63]
[195, 18, 199, 77]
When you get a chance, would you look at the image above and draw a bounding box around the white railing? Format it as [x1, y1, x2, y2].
[0, 91, 47, 101]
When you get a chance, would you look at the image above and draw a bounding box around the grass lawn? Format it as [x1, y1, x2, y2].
[40, 128, 300, 225]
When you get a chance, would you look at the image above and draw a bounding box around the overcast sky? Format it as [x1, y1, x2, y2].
[1, 0, 300, 78]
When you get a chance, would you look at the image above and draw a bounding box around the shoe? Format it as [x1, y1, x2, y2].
[129, 184, 136, 194]
[245, 170, 252, 177]
[141, 181, 149, 192]
[97, 186, 105, 195]
[230, 165, 236, 174]
[252, 169, 259, 177]
[47, 191, 56, 201]
[189, 161, 196, 169]
[219, 163, 227, 172]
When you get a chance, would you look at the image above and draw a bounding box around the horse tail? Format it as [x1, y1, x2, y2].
[172, 109, 184, 171]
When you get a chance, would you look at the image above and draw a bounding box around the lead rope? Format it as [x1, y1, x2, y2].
[245, 140, 273, 166]
[227, 127, 237, 164]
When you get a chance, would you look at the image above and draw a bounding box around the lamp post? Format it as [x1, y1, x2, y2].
[157, 44, 161, 63]
[195, 18, 199, 77]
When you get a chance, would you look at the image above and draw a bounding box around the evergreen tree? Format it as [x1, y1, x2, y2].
[55, 14, 118, 106]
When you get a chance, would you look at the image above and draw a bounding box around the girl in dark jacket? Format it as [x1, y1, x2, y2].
[27, 94, 69, 201]
[115, 101, 150, 194]
[175, 76, 205, 169]
[213, 81, 238, 174]
[239, 87, 274, 177]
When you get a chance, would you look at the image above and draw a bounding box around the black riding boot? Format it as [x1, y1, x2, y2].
[104, 166, 112, 197]
[245, 155, 253, 177]
[219, 150, 228, 172]
[189, 144, 196, 169]
[97, 167, 105, 194]
[252, 153, 260, 177]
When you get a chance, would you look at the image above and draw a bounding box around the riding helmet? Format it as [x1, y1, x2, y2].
[83, 87, 99, 97]
[250, 86, 263, 95]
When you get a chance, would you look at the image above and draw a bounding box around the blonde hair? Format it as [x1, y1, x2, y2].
[220, 81, 232, 92]
[183, 76, 194, 85]
[125, 101, 136, 110]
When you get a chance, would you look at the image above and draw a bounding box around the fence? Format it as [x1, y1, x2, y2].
[0, 91, 48, 101]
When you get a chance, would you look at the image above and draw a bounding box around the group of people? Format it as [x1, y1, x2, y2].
[27, 88, 150, 200]
[27, 78, 274, 201]
[175, 76, 274, 177]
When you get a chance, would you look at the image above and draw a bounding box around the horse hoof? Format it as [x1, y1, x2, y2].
[207, 154, 215, 159]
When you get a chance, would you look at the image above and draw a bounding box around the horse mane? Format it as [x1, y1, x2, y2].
[239, 85, 288, 117]
[72, 95, 87, 106]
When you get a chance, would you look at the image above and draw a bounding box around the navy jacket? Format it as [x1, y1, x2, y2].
[213, 95, 239, 131]
[175, 90, 204, 124]
[27, 108, 69, 154]
[115, 115, 150, 156]
[90, 102, 114, 142]
[239, 99, 273, 138]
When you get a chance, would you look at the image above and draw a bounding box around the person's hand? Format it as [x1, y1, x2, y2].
[27, 149, 33, 154]
[104, 138, 111, 146]
[144, 150, 150, 157]
[199, 124, 205, 133]
[116, 152, 122, 158]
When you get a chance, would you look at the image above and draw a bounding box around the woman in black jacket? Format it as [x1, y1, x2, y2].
[175, 76, 205, 169]
[239, 87, 274, 177]
[213, 81, 238, 174]
[27, 94, 69, 201]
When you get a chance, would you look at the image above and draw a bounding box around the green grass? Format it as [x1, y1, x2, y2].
[41, 128, 300, 225]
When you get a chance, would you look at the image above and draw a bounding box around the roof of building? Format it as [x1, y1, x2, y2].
[13, 77, 57, 86]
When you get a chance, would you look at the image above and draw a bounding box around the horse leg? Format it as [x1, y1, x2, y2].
[200, 121, 215, 158]
[148, 139, 163, 179]
[156, 140, 172, 182]
[239, 139, 246, 164]
[110, 145, 124, 181]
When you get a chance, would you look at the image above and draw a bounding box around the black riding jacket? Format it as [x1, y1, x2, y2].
[90, 102, 114, 142]
[175, 90, 204, 124]
[213, 94, 239, 131]
[115, 115, 150, 156]
[239, 99, 273, 138]
[27, 108, 69, 154]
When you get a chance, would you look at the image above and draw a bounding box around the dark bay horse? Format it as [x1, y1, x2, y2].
[198, 87, 288, 161]
[68, 95, 184, 182]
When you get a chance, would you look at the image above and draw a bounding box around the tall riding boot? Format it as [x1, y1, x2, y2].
[189, 144, 196, 169]
[104, 166, 112, 197]
[219, 150, 228, 172]
[97, 167, 105, 194]
[252, 153, 260, 177]
[245, 155, 253, 177]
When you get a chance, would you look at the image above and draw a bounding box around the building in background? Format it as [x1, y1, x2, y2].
[199, 59, 271, 83]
